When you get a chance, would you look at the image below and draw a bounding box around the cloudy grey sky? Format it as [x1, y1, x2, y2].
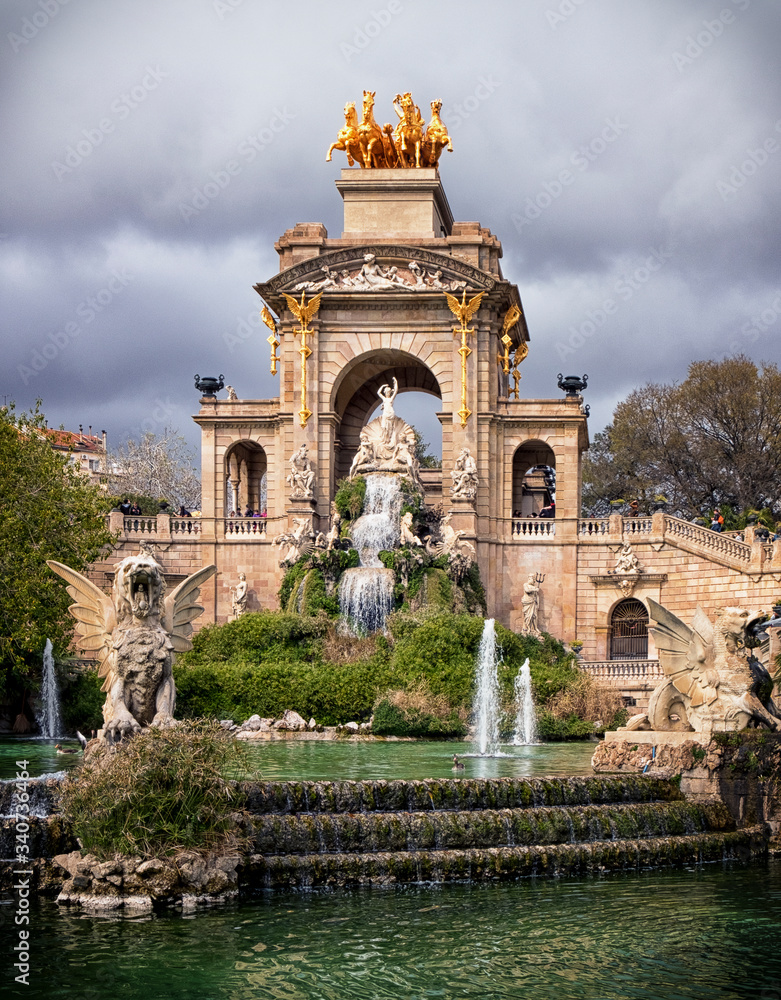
[2, 0, 780, 460]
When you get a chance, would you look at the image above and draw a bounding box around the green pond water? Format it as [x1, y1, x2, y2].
[0, 736, 597, 782]
[4, 737, 779, 998]
[2, 861, 781, 999]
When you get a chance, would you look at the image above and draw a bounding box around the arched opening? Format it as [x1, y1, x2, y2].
[609, 599, 649, 660]
[512, 441, 556, 518]
[332, 350, 442, 481]
[224, 442, 267, 516]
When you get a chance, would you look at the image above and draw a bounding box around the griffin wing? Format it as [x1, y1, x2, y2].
[162, 565, 217, 654]
[47, 560, 115, 684]
[648, 599, 713, 707]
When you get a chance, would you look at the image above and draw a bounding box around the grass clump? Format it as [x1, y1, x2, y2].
[59, 719, 251, 859]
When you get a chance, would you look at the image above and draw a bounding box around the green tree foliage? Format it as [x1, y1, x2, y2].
[0, 402, 115, 693]
[582, 356, 781, 518]
[411, 428, 442, 469]
[109, 428, 201, 509]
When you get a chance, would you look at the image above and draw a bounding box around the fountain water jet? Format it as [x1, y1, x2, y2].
[36, 639, 63, 739]
[473, 618, 501, 755]
[512, 657, 538, 745]
[339, 474, 402, 634]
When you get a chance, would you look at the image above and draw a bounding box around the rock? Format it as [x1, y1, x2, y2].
[308, 718, 317, 730]
[242, 714, 262, 731]
[136, 858, 167, 876]
[344, 721, 359, 732]
[274, 710, 307, 731]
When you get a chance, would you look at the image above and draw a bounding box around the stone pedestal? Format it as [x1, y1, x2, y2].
[287, 499, 317, 531]
[447, 498, 477, 542]
[336, 168, 454, 239]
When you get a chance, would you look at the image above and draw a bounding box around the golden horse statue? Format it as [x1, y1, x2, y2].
[357, 90, 387, 168]
[393, 92, 425, 168]
[326, 101, 362, 166]
[421, 99, 453, 168]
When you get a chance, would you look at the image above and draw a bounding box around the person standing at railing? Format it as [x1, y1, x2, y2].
[710, 508, 723, 532]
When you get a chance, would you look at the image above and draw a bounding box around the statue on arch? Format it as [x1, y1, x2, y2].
[450, 448, 478, 501]
[287, 444, 315, 500]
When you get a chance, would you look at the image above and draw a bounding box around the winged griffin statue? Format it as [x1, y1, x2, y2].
[622, 599, 781, 733]
[48, 548, 216, 743]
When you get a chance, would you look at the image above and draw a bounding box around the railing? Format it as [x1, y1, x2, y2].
[623, 517, 653, 536]
[580, 660, 663, 682]
[579, 518, 610, 536]
[224, 517, 268, 537]
[662, 516, 751, 563]
[763, 542, 775, 561]
[171, 517, 200, 536]
[123, 516, 157, 534]
[511, 518, 555, 538]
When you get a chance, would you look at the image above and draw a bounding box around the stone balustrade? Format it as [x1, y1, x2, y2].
[578, 518, 610, 536]
[662, 515, 751, 563]
[224, 517, 268, 538]
[580, 660, 664, 681]
[511, 518, 556, 538]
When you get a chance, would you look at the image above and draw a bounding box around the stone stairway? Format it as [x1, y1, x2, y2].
[239, 775, 767, 888]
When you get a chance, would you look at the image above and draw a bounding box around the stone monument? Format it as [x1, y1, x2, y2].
[48, 549, 216, 742]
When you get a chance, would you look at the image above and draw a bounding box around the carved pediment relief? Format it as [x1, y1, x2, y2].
[255, 245, 496, 305]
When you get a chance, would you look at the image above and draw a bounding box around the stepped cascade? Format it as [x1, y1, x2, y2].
[239, 775, 763, 889]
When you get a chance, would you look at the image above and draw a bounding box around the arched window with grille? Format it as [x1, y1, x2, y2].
[609, 599, 648, 659]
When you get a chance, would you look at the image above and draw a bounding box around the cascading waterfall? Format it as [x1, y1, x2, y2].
[512, 657, 538, 745]
[339, 474, 402, 634]
[473, 618, 501, 755]
[36, 639, 63, 740]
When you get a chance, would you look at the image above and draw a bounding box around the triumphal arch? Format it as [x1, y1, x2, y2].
[192, 91, 588, 637]
[93, 92, 778, 712]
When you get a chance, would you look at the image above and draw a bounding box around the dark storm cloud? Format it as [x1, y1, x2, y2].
[1, 0, 779, 452]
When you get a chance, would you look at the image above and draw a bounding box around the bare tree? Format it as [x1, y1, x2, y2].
[109, 430, 201, 510]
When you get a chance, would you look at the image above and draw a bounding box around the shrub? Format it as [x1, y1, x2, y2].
[59, 720, 251, 858]
[372, 681, 467, 738]
[334, 476, 367, 521]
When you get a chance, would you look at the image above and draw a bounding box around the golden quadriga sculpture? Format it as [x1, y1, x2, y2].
[48, 548, 216, 743]
[327, 91, 453, 169]
[622, 599, 781, 733]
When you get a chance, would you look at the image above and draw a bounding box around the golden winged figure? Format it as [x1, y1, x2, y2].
[261, 304, 277, 334]
[282, 290, 323, 327]
[502, 303, 522, 334]
[444, 289, 486, 328]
